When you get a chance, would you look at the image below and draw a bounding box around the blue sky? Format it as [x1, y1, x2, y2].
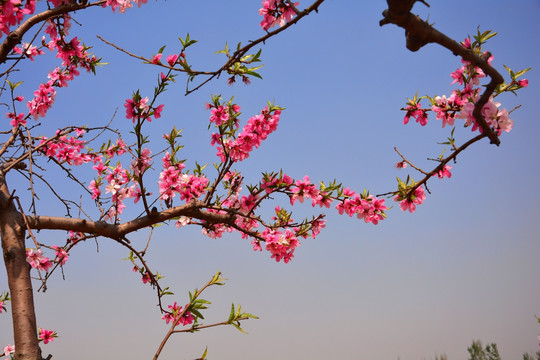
[1, 1, 540, 359]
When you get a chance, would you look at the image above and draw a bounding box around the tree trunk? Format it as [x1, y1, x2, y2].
[0, 172, 41, 360]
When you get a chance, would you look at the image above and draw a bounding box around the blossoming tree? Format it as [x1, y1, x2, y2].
[0, 1, 530, 359]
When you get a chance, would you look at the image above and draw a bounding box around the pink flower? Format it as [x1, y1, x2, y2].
[124, 95, 149, 122]
[259, 0, 299, 30]
[89, 179, 101, 200]
[7, 112, 26, 127]
[3, 344, 15, 356]
[39, 328, 55, 344]
[209, 105, 229, 126]
[38, 257, 53, 272]
[151, 53, 162, 64]
[518, 79, 528, 87]
[27, 81, 56, 120]
[26, 248, 51, 270]
[435, 165, 452, 179]
[395, 161, 407, 168]
[403, 101, 428, 126]
[450, 66, 465, 85]
[290, 175, 319, 205]
[431, 95, 457, 128]
[166, 54, 178, 66]
[175, 216, 189, 227]
[153, 104, 164, 119]
[213, 106, 281, 162]
[251, 240, 262, 251]
[161, 302, 194, 327]
[134, 0, 148, 7]
[52, 245, 69, 265]
[263, 229, 300, 263]
[141, 272, 151, 284]
[14, 42, 44, 61]
[68, 230, 84, 243]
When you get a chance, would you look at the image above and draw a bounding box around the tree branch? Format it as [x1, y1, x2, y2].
[26, 200, 236, 239]
[380, 0, 504, 145]
[0, 1, 106, 64]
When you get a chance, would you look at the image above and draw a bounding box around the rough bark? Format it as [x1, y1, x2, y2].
[0, 171, 41, 360]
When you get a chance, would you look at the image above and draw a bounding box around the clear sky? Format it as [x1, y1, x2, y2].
[1, 1, 539, 359]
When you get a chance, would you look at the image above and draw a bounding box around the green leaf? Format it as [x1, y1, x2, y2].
[245, 71, 263, 79]
[231, 322, 247, 334]
[193, 298, 211, 305]
[121, 251, 135, 261]
[242, 312, 259, 320]
[503, 64, 515, 79]
[190, 308, 204, 319]
[6, 80, 23, 91]
[240, 54, 253, 62]
[227, 303, 235, 323]
[216, 42, 229, 55]
[514, 67, 532, 79]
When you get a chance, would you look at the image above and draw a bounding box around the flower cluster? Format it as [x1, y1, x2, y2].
[402, 35, 528, 135]
[335, 188, 387, 225]
[259, 0, 299, 31]
[86, 140, 157, 221]
[403, 98, 428, 126]
[13, 42, 44, 61]
[39, 130, 92, 166]
[158, 160, 209, 204]
[396, 33, 529, 214]
[104, 0, 148, 13]
[261, 229, 300, 263]
[161, 302, 194, 327]
[210, 102, 281, 163]
[183, 166, 386, 262]
[23, 15, 100, 121]
[430, 94, 463, 128]
[0, 0, 35, 37]
[27, 82, 55, 120]
[124, 92, 164, 123]
[393, 185, 426, 213]
[102, 163, 142, 220]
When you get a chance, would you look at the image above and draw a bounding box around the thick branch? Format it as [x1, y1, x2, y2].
[26, 201, 235, 239]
